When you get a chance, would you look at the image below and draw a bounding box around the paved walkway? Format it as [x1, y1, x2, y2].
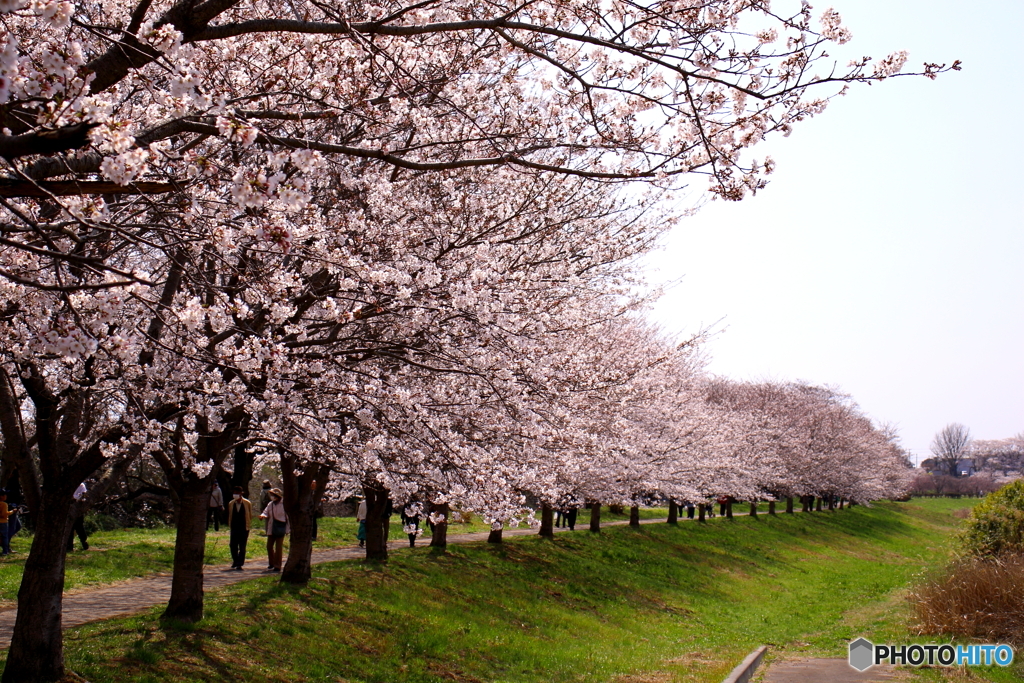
[761, 658, 899, 682]
[0, 516, 667, 648]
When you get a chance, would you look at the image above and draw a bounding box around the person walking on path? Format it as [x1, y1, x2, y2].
[401, 502, 422, 548]
[207, 481, 225, 531]
[260, 488, 289, 572]
[67, 481, 89, 551]
[227, 486, 252, 570]
[566, 507, 578, 531]
[355, 497, 368, 548]
[258, 481, 272, 512]
[0, 490, 10, 556]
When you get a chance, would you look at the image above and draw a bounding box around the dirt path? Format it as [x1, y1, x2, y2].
[759, 658, 900, 682]
[0, 517, 668, 648]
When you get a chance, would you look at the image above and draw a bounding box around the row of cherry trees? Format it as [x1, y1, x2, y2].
[0, 0, 945, 679]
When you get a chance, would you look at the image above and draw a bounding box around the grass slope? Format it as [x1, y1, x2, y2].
[21, 498, 1014, 683]
[0, 508, 658, 606]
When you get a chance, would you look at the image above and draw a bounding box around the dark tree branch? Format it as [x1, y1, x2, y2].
[0, 180, 178, 197]
[0, 123, 99, 161]
[19, 153, 105, 181]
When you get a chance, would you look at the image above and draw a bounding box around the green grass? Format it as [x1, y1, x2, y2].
[17, 498, 1014, 683]
[0, 512, 563, 606]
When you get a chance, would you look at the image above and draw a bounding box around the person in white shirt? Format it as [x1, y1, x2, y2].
[67, 482, 89, 551]
[207, 481, 225, 531]
[259, 488, 289, 572]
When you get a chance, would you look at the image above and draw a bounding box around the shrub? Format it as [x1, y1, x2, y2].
[911, 554, 1024, 645]
[84, 511, 124, 533]
[450, 510, 473, 524]
[959, 480, 1024, 557]
[910, 473, 1001, 498]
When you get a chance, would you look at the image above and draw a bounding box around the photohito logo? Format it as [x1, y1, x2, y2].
[848, 638, 1014, 671]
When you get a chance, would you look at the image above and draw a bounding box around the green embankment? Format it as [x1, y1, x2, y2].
[14, 498, 1013, 683]
[0, 508, 659, 606]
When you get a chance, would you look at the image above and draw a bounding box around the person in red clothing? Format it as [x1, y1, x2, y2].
[0, 489, 11, 556]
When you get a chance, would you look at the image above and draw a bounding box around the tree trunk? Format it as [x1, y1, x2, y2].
[162, 476, 210, 622]
[363, 482, 390, 560]
[785, 497, 794, 514]
[429, 501, 449, 549]
[487, 526, 503, 543]
[2, 490, 73, 683]
[816, 497, 823, 512]
[281, 457, 328, 584]
[629, 505, 640, 528]
[667, 500, 678, 524]
[827, 495, 835, 511]
[589, 502, 601, 532]
[698, 503, 706, 521]
[725, 500, 733, 519]
[749, 501, 757, 517]
[539, 503, 554, 538]
[768, 500, 776, 515]
[839, 498, 845, 509]
[231, 442, 254, 491]
[280, 503, 315, 584]
[157, 416, 244, 623]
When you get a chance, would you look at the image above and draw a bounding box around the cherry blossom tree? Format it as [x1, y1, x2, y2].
[0, 274, 184, 681]
[0, 0, 958, 291]
[702, 379, 912, 511]
[0, 0, 954, 679]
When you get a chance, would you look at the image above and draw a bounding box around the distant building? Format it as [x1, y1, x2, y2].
[919, 457, 975, 477]
[919, 438, 1024, 483]
[956, 459, 976, 477]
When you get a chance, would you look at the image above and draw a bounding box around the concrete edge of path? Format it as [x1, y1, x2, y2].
[722, 645, 768, 683]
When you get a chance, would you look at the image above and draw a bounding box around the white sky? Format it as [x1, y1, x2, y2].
[645, 0, 1024, 464]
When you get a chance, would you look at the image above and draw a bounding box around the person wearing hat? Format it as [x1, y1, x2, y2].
[258, 481, 273, 519]
[259, 488, 289, 572]
[227, 486, 252, 570]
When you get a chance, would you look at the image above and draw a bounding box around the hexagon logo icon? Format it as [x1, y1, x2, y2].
[849, 638, 875, 672]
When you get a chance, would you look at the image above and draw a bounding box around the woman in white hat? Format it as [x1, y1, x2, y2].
[259, 488, 289, 572]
